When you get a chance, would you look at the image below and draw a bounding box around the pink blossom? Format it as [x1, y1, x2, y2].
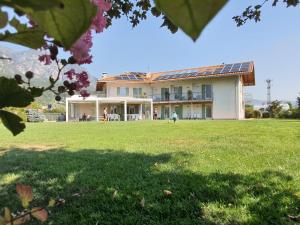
[76, 71, 89, 83]
[75, 71, 90, 90]
[38, 54, 51, 65]
[64, 69, 91, 97]
[70, 30, 93, 64]
[79, 90, 90, 98]
[91, 0, 112, 33]
[64, 69, 76, 80]
[69, 0, 111, 64]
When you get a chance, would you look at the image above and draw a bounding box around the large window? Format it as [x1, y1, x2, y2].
[117, 87, 129, 96]
[133, 88, 142, 97]
[202, 84, 213, 99]
[173, 86, 183, 100]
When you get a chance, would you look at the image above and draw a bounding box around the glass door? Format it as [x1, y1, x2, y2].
[202, 84, 212, 100]
[174, 105, 183, 119]
[161, 88, 170, 101]
[205, 105, 212, 119]
[161, 105, 170, 119]
[174, 86, 183, 100]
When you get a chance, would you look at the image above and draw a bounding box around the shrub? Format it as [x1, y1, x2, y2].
[253, 110, 262, 118]
[262, 111, 270, 118]
[245, 104, 254, 118]
[278, 109, 300, 119]
[267, 100, 283, 118]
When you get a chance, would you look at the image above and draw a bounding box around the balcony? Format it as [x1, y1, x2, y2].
[151, 92, 213, 103]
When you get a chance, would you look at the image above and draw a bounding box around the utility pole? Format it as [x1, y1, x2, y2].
[266, 79, 272, 104]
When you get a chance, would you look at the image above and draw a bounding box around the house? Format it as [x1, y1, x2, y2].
[65, 61, 255, 121]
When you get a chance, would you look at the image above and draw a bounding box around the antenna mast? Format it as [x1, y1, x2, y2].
[266, 79, 272, 104]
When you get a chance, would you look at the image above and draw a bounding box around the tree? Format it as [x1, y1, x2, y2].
[297, 94, 300, 109]
[233, 0, 299, 26]
[267, 100, 283, 118]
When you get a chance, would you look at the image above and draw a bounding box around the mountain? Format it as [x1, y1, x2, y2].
[0, 46, 97, 105]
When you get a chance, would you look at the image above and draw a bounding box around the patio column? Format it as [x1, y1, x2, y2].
[150, 100, 153, 120]
[124, 100, 127, 121]
[191, 103, 193, 119]
[96, 99, 99, 122]
[139, 103, 143, 120]
[66, 99, 69, 122]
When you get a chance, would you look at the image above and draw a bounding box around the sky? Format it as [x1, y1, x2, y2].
[2, 0, 300, 101]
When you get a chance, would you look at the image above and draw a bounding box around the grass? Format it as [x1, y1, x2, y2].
[0, 120, 299, 225]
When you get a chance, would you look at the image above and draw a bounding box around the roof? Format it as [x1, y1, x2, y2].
[97, 61, 255, 91]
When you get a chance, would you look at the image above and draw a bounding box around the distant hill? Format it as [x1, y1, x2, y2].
[0, 46, 97, 105]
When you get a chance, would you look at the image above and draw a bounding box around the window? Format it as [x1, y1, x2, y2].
[133, 88, 142, 97]
[117, 87, 129, 96]
[173, 86, 182, 100]
[201, 84, 212, 99]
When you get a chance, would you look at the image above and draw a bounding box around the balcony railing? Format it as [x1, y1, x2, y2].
[151, 92, 213, 102]
[95, 91, 213, 102]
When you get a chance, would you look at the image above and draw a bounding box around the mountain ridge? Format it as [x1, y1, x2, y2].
[0, 46, 97, 104]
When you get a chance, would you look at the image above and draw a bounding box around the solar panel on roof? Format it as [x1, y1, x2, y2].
[189, 72, 198, 77]
[229, 63, 242, 72]
[197, 71, 206, 76]
[214, 67, 224, 74]
[202, 71, 213, 75]
[127, 75, 136, 80]
[239, 62, 251, 72]
[121, 76, 129, 80]
[221, 64, 233, 73]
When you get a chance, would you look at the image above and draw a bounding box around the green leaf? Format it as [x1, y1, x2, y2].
[48, 199, 56, 207]
[9, 17, 28, 31]
[0, 0, 62, 13]
[0, 110, 25, 136]
[0, 9, 8, 29]
[30, 0, 97, 49]
[155, 0, 228, 41]
[0, 215, 4, 225]
[29, 87, 44, 98]
[0, 77, 34, 108]
[0, 29, 46, 49]
[0, 17, 47, 48]
[4, 207, 12, 223]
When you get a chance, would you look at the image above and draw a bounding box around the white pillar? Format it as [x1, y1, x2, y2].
[66, 99, 69, 122]
[139, 103, 143, 120]
[96, 99, 99, 122]
[150, 100, 153, 120]
[124, 100, 127, 121]
[191, 103, 193, 119]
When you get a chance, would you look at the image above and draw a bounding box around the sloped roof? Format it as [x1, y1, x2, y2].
[97, 61, 255, 90]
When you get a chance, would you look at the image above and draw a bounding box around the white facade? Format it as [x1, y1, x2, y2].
[66, 62, 255, 121]
[101, 76, 245, 120]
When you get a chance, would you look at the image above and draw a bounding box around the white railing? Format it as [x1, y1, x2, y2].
[127, 114, 141, 121]
[107, 114, 120, 121]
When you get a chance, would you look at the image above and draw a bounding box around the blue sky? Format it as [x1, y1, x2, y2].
[2, 1, 300, 101]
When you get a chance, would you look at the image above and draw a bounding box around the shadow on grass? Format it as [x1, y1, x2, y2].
[0, 148, 299, 225]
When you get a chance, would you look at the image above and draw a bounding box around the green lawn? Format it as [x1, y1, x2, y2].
[0, 120, 299, 225]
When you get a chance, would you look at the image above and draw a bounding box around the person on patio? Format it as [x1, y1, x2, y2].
[81, 113, 87, 121]
[172, 111, 178, 123]
[103, 107, 108, 122]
